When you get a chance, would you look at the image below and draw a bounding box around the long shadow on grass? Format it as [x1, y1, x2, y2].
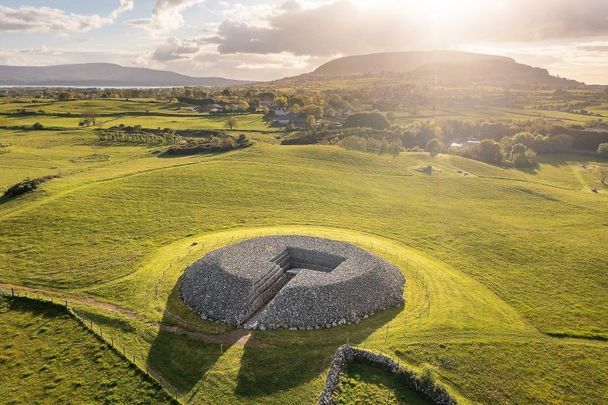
[234, 307, 401, 398]
[146, 281, 236, 397]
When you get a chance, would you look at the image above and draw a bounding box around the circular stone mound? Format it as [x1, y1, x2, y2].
[180, 235, 405, 330]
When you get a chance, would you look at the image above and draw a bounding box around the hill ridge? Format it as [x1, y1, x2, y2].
[0, 62, 250, 87]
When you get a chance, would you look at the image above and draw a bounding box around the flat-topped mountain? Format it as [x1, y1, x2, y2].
[309, 50, 581, 87]
[0, 63, 249, 87]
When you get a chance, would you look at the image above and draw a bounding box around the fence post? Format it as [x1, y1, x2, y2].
[11, 288, 14, 297]
[65, 300, 68, 308]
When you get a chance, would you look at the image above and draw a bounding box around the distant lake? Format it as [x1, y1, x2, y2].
[0, 85, 188, 89]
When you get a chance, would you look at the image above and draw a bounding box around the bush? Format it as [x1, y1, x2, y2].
[479, 139, 502, 163]
[598, 143, 608, 158]
[549, 133, 574, 151]
[512, 132, 535, 148]
[3, 176, 59, 200]
[512, 149, 537, 168]
[425, 138, 441, 157]
[32, 122, 44, 130]
[343, 112, 390, 130]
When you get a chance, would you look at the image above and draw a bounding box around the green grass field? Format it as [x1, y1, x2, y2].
[335, 360, 432, 404]
[0, 296, 171, 404]
[1, 98, 607, 404]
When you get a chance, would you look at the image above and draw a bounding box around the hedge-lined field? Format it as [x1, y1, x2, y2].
[1, 101, 607, 403]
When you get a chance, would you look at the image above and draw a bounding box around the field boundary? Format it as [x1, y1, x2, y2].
[0, 288, 181, 404]
[319, 344, 458, 405]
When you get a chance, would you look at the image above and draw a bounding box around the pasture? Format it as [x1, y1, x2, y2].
[0, 296, 171, 404]
[1, 98, 607, 404]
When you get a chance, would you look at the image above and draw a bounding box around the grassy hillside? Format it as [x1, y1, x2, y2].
[0, 296, 171, 404]
[1, 99, 607, 403]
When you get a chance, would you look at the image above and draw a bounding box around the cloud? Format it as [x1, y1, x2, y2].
[579, 45, 608, 53]
[153, 37, 205, 61]
[128, 0, 205, 32]
[206, 0, 608, 56]
[0, 1, 133, 32]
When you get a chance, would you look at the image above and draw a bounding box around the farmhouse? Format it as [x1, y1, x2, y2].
[450, 137, 481, 149]
[272, 108, 306, 127]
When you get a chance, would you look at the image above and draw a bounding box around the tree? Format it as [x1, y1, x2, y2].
[82, 112, 96, 127]
[237, 134, 248, 145]
[512, 132, 535, 148]
[511, 143, 528, 155]
[306, 114, 316, 130]
[224, 117, 237, 130]
[425, 138, 441, 157]
[511, 148, 537, 168]
[299, 104, 324, 119]
[598, 143, 608, 158]
[273, 96, 288, 108]
[238, 100, 250, 111]
[389, 140, 401, 158]
[599, 166, 608, 185]
[343, 112, 390, 130]
[549, 134, 574, 151]
[479, 139, 502, 163]
[57, 92, 71, 101]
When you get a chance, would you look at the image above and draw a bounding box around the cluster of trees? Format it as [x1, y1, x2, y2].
[342, 135, 401, 156]
[598, 143, 608, 158]
[165, 134, 250, 155]
[343, 112, 390, 130]
[97, 128, 181, 145]
[444, 132, 578, 168]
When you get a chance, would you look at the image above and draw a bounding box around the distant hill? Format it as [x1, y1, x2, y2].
[306, 51, 582, 87]
[0, 63, 249, 87]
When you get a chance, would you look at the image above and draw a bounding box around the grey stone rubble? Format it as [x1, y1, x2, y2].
[180, 235, 405, 330]
[319, 345, 457, 405]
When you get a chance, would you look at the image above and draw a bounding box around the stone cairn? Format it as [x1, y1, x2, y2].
[180, 235, 405, 330]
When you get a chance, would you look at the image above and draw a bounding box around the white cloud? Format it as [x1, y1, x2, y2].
[128, 0, 205, 32]
[153, 37, 206, 61]
[0, 1, 133, 32]
[206, 0, 608, 56]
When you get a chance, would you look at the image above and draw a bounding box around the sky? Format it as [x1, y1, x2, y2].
[1, 0, 608, 83]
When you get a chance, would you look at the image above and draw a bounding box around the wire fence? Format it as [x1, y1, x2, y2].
[0, 287, 181, 404]
[1, 228, 433, 403]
